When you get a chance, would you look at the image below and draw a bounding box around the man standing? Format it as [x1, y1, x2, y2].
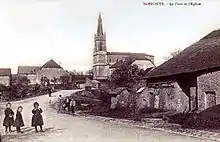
[48, 86, 52, 97]
[57, 95, 63, 113]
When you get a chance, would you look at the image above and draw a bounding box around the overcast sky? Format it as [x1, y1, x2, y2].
[0, 0, 220, 73]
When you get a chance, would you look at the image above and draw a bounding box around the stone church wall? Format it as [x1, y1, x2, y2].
[107, 54, 129, 66]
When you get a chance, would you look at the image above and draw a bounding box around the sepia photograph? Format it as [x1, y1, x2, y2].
[0, 0, 220, 141]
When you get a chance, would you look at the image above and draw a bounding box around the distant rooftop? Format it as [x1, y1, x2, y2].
[0, 68, 11, 76]
[110, 55, 154, 68]
[18, 66, 41, 75]
[107, 52, 154, 57]
[41, 59, 63, 69]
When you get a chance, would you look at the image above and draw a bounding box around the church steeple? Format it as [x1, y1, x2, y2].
[97, 12, 103, 35]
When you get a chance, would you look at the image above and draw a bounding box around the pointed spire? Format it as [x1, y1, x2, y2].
[97, 12, 103, 35]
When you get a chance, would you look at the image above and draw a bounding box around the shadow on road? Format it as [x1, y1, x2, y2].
[1, 127, 66, 141]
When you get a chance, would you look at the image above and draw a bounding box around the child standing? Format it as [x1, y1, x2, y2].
[64, 97, 70, 112]
[14, 106, 24, 133]
[70, 98, 76, 115]
[3, 102, 14, 133]
[31, 102, 44, 132]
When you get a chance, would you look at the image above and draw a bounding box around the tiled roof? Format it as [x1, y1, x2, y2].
[146, 29, 220, 79]
[18, 66, 41, 75]
[41, 60, 63, 69]
[0, 68, 11, 76]
[110, 55, 154, 68]
[108, 87, 128, 95]
[107, 52, 154, 57]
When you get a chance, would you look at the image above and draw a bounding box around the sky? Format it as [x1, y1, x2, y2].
[0, 0, 220, 73]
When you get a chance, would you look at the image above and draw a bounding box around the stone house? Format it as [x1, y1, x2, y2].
[36, 59, 68, 84]
[0, 68, 11, 86]
[17, 66, 41, 84]
[145, 29, 220, 112]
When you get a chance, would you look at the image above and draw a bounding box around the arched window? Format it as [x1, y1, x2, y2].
[109, 59, 112, 62]
[99, 42, 102, 51]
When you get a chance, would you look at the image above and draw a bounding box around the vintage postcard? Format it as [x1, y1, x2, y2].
[0, 0, 220, 142]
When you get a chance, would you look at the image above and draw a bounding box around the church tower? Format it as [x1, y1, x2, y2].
[93, 13, 109, 80]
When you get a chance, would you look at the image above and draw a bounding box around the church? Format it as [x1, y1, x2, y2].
[93, 13, 155, 80]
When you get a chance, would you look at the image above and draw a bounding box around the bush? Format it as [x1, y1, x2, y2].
[0, 84, 7, 92]
[1, 83, 51, 101]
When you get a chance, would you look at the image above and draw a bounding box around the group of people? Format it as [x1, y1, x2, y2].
[57, 95, 76, 114]
[3, 102, 44, 133]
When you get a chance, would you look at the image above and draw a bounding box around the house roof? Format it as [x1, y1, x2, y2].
[0, 68, 11, 76]
[18, 66, 41, 75]
[107, 52, 154, 57]
[144, 67, 154, 74]
[41, 60, 63, 69]
[108, 87, 128, 95]
[110, 55, 154, 68]
[146, 29, 220, 79]
[137, 87, 146, 93]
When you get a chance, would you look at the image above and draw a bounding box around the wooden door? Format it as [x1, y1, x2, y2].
[205, 91, 216, 109]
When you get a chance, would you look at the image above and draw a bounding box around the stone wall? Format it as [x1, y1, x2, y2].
[116, 90, 132, 108]
[107, 54, 128, 66]
[158, 82, 189, 112]
[36, 68, 68, 84]
[136, 87, 153, 110]
[27, 74, 37, 84]
[197, 71, 220, 111]
[0, 76, 10, 86]
[93, 65, 109, 80]
[137, 82, 189, 112]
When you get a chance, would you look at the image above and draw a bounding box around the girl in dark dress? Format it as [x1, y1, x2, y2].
[31, 102, 44, 132]
[3, 102, 14, 133]
[14, 106, 24, 133]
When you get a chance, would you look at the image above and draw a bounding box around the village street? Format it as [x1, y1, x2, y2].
[0, 90, 215, 142]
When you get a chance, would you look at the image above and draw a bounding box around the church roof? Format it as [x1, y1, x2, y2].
[146, 29, 220, 80]
[41, 60, 63, 69]
[18, 66, 41, 75]
[110, 55, 154, 68]
[97, 13, 104, 36]
[0, 68, 11, 76]
[107, 52, 154, 57]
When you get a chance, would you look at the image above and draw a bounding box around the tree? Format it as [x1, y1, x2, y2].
[11, 75, 18, 85]
[69, 72, 75, 83]
[59, 74, 72, 89]
[40, 76, 49, 86]
[85, 69, 93, 76]
[164, 48, 182, 61]
[110, 64, 145, 89]
[51, 77, 58, 85]
[0, 84, 7, 92]
[18, 76, 30, 86]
